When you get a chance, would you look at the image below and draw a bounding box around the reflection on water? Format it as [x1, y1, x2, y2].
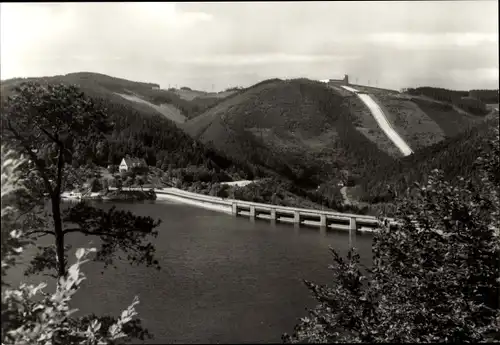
[7, 199, 373, 344]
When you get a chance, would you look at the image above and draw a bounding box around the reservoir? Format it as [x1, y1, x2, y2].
[6, 199, 374, 344]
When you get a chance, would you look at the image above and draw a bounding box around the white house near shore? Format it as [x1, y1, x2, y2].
[119, 156, 147, 172]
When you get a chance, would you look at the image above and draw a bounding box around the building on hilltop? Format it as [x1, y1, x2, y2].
[119, 156, 147, 172]
[320, 74, 349, 85]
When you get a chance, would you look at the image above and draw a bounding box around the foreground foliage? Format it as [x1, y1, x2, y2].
[1, 83, 159, 341]
[1, 82, 161, 278]
[284, 127, 500, 343]
[1, 148, 145, 344]
[2, 249, 142, 345]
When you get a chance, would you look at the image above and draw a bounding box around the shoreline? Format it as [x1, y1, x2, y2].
[61, 189, 156, 202]
[63, 186, 383, 220]
[61, 186, 396, 232]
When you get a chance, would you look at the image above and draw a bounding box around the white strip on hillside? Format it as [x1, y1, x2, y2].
[341, 85, 413, 156]
[342, 86, 360, 93]
[220, 180, 257, 187]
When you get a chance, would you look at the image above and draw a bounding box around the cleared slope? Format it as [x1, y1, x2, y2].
[0, 73, 182, 120]
[0, 72, 231, 123]
[369, 93, 446, 151]
[330, 81, 490, 150]
[173, 88, 236, 101]
[409, 97, 487, 137]
[115, 92, 186, 123]
[184, 78, 399, 186]
[330, 82, 444, 157]
[341, 85, 413, 156]
[389, 86, 491, 137]
[359, 93, 413, 156]
[339, 91, 403, 157]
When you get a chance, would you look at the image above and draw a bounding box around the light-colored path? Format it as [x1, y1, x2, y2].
[114, 92, 186, 123]
[340, 186, 352, 206]
[220, 180, 257, 187]
[341, 85, 413, 156]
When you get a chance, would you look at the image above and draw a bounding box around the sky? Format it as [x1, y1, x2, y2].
[1, 1, 498, 91]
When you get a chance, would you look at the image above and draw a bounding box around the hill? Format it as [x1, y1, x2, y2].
[172, 87, 237, 101]
[356, 115, 499, 205]
[184, 78, 403, 188]
[3, 72, 494, 215]
[0, 72, 234, 124]
[0, 75, 257, 184]
[184, 78, 492, 190]
[0, 74, 366, 213]
[328, 81, 494, 149]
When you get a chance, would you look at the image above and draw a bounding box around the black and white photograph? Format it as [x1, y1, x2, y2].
[1, 1, 499, 344]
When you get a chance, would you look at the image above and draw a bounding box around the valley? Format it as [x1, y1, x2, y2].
[1, 72, 498, 217]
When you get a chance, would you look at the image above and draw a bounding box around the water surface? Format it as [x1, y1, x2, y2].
[8, 200, 373, 344]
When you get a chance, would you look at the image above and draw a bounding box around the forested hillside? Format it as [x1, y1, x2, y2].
[403, 86, 497, 116]
[185, 78, 397, 188]
[0, 81, 257, 183]
[359, 116, 499, 203]
[469, 89, 499, 104]
[1, 73, 231, 122]
[408, 97, 485, 137]
[186, 78, 494, 190]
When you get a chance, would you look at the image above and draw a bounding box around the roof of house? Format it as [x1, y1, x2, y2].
[122, 156, 147, 167]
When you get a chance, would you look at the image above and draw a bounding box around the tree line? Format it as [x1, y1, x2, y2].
[404, 86, 491, 116]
